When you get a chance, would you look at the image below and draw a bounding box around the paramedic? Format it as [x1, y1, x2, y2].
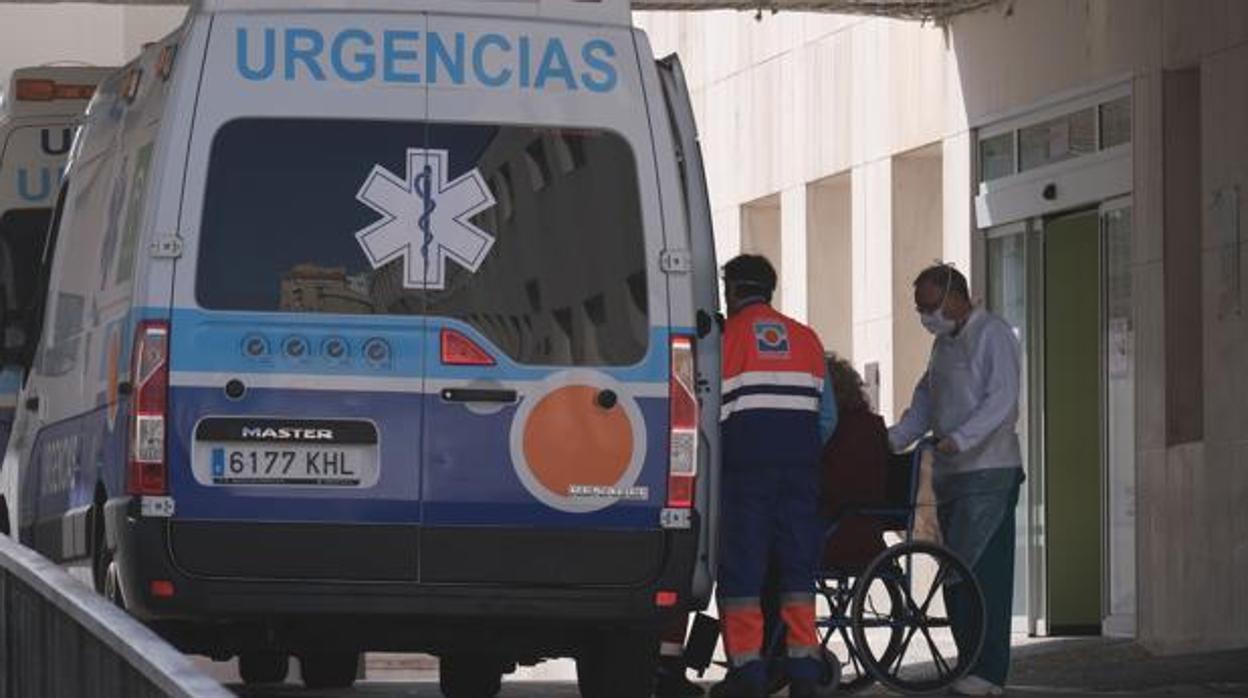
[712, 255, 836, 698]
[889, 264, 1023, 697]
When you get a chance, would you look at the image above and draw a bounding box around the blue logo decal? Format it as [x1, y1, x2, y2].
[236, 28, 618, 93]
[754, 321, 790, 357]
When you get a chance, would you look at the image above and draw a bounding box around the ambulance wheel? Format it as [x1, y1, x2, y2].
[439, 653, 504, 698]
[102, 558, 125, 609]
[575, 626, 659, 698]
[299, 650, 359, 690]
[239, 652, 289, 685]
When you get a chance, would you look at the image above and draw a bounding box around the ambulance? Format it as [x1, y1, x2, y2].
[0, 67, 112, 466]
[0, 2, 721, 695]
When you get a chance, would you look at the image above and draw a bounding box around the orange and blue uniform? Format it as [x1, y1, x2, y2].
[718, 300, 836, 687]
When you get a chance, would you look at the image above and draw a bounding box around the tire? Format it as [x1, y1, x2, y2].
[850, 541, 984, 694]
[439, 654, 504, 698]
[102, 557, 125, 609]
[838, 573, 904, 692]
[299, 651, 360, 690]
[91, 505, 108, 594]
[239, 652, 290, 685]
[576, 627, 660, 698]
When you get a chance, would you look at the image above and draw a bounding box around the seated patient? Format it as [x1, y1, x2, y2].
[818, 355, 889, 573]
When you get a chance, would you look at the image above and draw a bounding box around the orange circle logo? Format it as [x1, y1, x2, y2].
[509, 371, 648, 513]
[522, 385, 633, 496]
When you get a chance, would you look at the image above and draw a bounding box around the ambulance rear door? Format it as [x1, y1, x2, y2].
[418, 14, 672, 587]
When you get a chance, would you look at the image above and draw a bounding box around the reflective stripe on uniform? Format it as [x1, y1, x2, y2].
[722, 370, 824, 394]
[720, 393, 820, 421]
[720, 596, 765, 666]
[780, 597, 819, 651]
[660, 642, 684, 657]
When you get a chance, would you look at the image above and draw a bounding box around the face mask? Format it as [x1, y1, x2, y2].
[920, 267, 957, 336]
[921, 308, 958, 336]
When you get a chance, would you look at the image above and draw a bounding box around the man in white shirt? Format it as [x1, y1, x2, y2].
[890, 264, 1024, 697]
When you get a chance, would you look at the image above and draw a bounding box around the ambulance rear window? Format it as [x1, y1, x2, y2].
[0, 208, 52, 319]
[197, 118, 649, 366]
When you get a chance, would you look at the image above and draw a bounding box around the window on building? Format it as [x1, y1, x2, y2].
[1100, 95, 1132, 149]
[1019, 108, 1097, 172]
[980, 93, 1130, 183]
[979, 132, 1015, 183]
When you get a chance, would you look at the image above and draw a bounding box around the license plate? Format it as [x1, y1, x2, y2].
[209, 446, 366, 486]
[192, 418, 379, 488]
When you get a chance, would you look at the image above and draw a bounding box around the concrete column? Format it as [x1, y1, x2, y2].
[942, 131, 975, 278]
[807, 174, 854, 358]
[740, 194, 783, 307]
[892, 144, 944, 414]
[713, 206, 743, 269]
[780, 185, 808, 321]
[852, 159, 895, 420]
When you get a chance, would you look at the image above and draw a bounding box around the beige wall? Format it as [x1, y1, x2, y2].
[0, 5, 186, 91]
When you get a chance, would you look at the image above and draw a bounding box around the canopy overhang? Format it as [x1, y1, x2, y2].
[1, 0, 1000, 21]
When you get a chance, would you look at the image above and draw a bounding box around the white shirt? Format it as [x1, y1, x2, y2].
[889, 309, 1023, 480]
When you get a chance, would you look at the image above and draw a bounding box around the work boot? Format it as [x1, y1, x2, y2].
[655, 656, 705, 697]
[787, 678, 817, 698]
[708, 671, 765, 698]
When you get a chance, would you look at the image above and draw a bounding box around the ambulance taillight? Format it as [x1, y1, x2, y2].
[127, 321, 169, 496]
[14, 79, 96, 102]
[667, 336, 698, 508]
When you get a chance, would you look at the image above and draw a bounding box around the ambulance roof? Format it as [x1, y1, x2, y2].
[1, 66, 117, 120]
[190, 0, 631, 27]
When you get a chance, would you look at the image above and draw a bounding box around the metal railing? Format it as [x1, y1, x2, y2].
[0, 535, 232, 698]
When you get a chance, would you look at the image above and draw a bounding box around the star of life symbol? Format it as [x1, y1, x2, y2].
[355, 149, 497, 290]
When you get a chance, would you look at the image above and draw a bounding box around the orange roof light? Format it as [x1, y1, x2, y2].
[15, 79, 96, 102]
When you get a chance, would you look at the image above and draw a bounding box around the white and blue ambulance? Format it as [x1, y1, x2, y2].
[0, 67, 113, 467]
[0, 1, 721, 694]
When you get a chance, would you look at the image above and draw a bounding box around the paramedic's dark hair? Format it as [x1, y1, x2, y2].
[723, 254, 777, 303]
[913, 264, 969, 301]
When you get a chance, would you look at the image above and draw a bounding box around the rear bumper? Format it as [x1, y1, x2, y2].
[105, 498, 698, 655]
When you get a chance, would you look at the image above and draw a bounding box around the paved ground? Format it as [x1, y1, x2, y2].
[216, 637, 1248, 696]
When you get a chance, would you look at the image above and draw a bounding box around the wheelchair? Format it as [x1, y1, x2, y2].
[761, 447, 986, 695]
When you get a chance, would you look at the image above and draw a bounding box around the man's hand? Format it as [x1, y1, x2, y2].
[936, 436, 961, 456]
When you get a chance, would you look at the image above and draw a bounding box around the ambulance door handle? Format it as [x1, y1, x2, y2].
[441, 388, 518, 404]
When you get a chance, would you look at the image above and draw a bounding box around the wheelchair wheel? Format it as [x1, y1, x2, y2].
[826, 577, 904, 693]
[850, 541, 984, 694]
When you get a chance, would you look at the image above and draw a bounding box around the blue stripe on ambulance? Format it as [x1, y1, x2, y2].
[163, 306, 688, 528]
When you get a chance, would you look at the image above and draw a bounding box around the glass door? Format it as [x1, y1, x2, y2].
[985, 221, 1039, 634]
[1101, 196, 1136, 636]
